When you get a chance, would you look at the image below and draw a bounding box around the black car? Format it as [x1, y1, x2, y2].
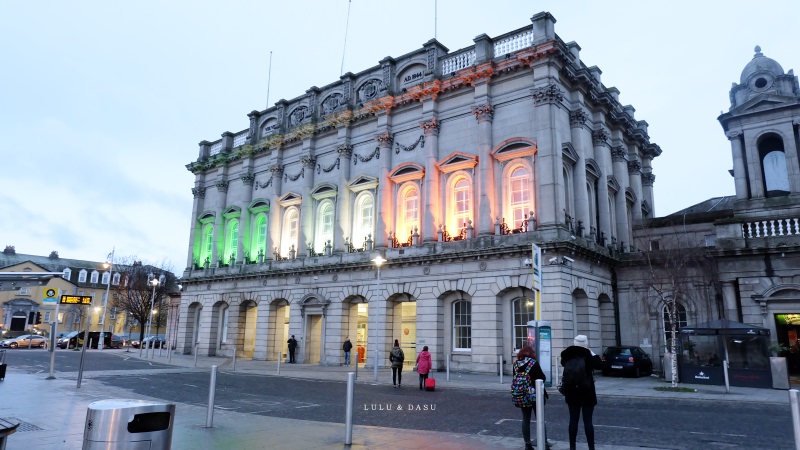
[601, 345, 653, 377]
[108, 334, 128, 349]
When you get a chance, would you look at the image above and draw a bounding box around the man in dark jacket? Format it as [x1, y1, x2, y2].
[560, 335, 602, 450]
[287, 335, 298, 363]
[343, 337, 353, 366]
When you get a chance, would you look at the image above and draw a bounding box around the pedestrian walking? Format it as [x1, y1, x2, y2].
[415, 345, 432, 390]
[559, 335, 602, 450]
[389, 339, 405, 388]
[512, 345, 551, 450]
[287, 335, 298, 363]
[343, 337, 353, 366]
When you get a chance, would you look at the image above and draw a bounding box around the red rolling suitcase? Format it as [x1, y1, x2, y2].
[425, 377, 435, 391]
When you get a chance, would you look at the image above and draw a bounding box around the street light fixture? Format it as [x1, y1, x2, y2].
[99, 248, 114, 350]
[371, 255, 386, 382]
[143, 275, 159, 358]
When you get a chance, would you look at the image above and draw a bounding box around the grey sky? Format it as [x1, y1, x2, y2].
[2, 1, 796, 270]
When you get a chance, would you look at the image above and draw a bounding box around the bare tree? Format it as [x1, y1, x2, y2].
[108, 257, 178, 344]
[636, 228, 720, 388]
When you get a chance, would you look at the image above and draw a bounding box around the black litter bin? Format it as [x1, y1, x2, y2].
[83, 399, 175, 450]
[0, 417, 19, 450]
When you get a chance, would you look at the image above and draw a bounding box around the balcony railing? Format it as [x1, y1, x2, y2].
[742, 217, 800, 238]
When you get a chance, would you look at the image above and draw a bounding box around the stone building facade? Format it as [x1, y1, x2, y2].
[617, 46, 800, 375]
[179, 12, 660, 374]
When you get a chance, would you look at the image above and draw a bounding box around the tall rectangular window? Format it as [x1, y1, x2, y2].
[513, 298, 536, 351]
[453, 300, 472, 350]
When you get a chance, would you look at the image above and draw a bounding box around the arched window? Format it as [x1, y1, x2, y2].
[281, 208, 300, 257]
[315, 201, 334, 253]
[252, 214, 268, 261]
[563, 167, 573, 224]
[508, 165, 532, 230]
[452, 300, 472, 350]
[353, 193, 374, 247]
[662, 302, 687, 345]
[102, 271, 110, 285]
[512, 297, 537, 351]
[759, 135, 790, 196]
[226, 219, 239, 263]
[221, 306, 229, 344]
[90, 270, 99, 284]
[449, 175, 472, 232]
[78, 269, 87, 283]
[112, 273, 121, 285]
[201, 225, 214, 266]
[586, 180, 597, 233]
[398, 184, 419, 240]
[62, 268, 72, 280]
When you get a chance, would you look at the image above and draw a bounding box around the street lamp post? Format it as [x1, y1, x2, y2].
[142, 275, 159, 358]
[99, 248, 114, 350]
[371, 255, 386, 382]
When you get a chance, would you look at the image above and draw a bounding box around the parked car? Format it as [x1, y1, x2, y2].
[57, 331, 80, 349]
[109, 334, 128, 349]
[601, 345, 653, 377]
[0, 334, 47, 349]
[140, 335, 166, 349]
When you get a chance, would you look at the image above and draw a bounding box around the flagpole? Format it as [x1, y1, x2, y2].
[99, 248, 114, 350]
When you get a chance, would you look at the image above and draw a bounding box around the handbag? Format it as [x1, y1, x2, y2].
[413, 363, 418, 372]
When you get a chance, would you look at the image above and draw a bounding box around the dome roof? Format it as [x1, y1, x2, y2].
[740, 46, 784, 84]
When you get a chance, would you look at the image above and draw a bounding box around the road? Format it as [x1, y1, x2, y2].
[6, 348, 795, 449]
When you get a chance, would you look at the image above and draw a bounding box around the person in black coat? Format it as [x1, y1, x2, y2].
[287, 335, 298, 363]
[560, 335, 602, 450]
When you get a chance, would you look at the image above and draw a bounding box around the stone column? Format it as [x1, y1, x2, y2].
[531, 83, 566, 228]
[611, 146, 630, 250]
[335, 142, 353, 253]
[212, 178, 229, 267]
[187, 181, 206, 269]
[592, 129, 612, 245]
[421, 117, 441, 243]
[375, 131, 394, 250]
[267, 162, 284, 259]
[238, 165, 255, 264]
[569, 108, 591, 236]
[628, 155, 643, 221]
[726, 131, 749, 200]
[299, 151, 317, 257]
[473, 101, 495, 236]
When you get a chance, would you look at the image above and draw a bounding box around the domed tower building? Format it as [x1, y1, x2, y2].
[715, 47, 800, 366]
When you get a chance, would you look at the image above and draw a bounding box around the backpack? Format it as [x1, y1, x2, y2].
[560, 356, 591, 396]
[511, 359, 536, 408]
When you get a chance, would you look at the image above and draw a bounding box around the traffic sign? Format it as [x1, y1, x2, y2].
[44, 288, 59, 303]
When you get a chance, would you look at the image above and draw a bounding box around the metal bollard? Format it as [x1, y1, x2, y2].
[232, 349, 237, 372]
[536, 379, 545, 450]
[354, 357, 359, 380]
[194, 342, 199, 368]
[723, 359, 730, 393]
[789, 389, 800, 450]
[344, 372, 355, 444]
[277, 352, 282, 375]
[499, 354, 503, 384]
[206, 365, 218, 428]
[446, 353, 451, 381]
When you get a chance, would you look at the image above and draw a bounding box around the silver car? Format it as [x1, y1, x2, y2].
[0, 334, 47, 349]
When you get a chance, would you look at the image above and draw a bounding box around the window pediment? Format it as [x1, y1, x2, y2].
[223, 206, 242, 219]
[562, 142, 578, 164]
[198, 211, 216, 224]
[607, 176, 620, 193]
[248, 199, 270, 213]
[492, 138, 537, 162]
[279, 192, 303, 207]
[625, 188, 637, 204]
[437, 152, 478, 174]
[390, 163, 425, 183]
[311, 183, 338, 200]
[585, 159, 600, 180]
[348, 176, 379, 193]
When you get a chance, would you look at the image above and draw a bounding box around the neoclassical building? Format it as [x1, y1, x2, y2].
[178, 12, 661, 373]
